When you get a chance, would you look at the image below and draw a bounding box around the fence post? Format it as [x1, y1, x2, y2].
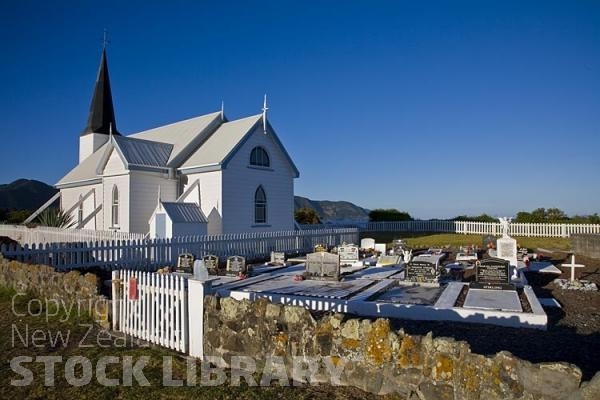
[187, 278, 211, 359]
[111, 270, 121, 331]
[561, 224, 568, 238]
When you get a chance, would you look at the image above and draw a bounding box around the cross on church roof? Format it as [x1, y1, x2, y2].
[102, 29, 110, 49]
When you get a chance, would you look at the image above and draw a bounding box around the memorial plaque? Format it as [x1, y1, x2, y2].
[406, 261, 438, 283]
[226, 256, 246, 275]
[176, 253, 194, 273]
[338, 245, 359, 264]
[470, 257, 514, 290]
[314, 244, 327, 253]
[203, 254, 220, 275]
[378, 255, 401, 266]
[305, 252, 340, 281]
[270, 251, 286, 266]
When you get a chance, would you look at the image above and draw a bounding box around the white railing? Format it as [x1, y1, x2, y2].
[0, 228, 359, 271]
[299, 221, 600, 238]
[114, 270, 188, 353]
[0, 224, 146, 245]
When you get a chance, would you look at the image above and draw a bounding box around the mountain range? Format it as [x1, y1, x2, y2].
[0, 179, 369, 221]
[0, 179, 59, 211]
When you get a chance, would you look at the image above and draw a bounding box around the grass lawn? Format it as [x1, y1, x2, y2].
[0, 287, 400, 399]
[361, 232, 571, 251]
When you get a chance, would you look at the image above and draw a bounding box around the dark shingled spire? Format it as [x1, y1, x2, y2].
[81, 49, 120, 136]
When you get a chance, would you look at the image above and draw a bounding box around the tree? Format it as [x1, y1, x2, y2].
[295, 208, 321, 224]
[452, 214, 497, 223]
[368, 209, 413, 222]
[7, 209, 32, 224]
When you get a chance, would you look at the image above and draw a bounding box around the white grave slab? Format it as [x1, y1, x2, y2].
[464, 289, 522, 312]
[527, 262, 561, 274]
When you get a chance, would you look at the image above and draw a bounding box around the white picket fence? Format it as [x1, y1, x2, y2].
[301, 221, 600, 238]
[0, 224, 146, 245]
[115, 270, 188, 352]
[0, 228, 359, 271]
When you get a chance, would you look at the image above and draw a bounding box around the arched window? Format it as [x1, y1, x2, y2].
[77, 195, 84, 225]
[111, 186, 119, 226]
[250, 146, 270, 167]
[254, 186, 267, 224]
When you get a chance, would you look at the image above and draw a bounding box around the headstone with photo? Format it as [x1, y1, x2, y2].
[305, 252, 340, 281]
[361, 238, 375, 250]
[470, 257, 514, 290]
[338, 244, 359, 265]
[226, 255, 247, 275]
[176, 253, 195, 274]
[203, 254, 220, 275]
[405, 260, 439, 283]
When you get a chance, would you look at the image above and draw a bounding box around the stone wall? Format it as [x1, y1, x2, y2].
[571, 234, 600, 260]
[0, 254, 109, 327]
[204, 295, 594, 400]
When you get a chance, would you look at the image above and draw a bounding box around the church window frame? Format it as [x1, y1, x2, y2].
[250, 146, 270, 167]
[254, 186, 267, 224]
[111, 185, 119, 227]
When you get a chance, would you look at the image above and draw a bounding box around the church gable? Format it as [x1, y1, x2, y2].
[101, 147, 127, 175]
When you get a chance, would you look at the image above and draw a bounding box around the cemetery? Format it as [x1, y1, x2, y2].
[145, 218, 589, 331]
[1, 219, 600, 398]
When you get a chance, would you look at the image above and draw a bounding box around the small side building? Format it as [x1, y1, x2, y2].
[149, 202, 208, 239]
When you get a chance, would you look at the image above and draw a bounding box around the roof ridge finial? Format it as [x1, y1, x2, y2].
[157, 186, 162, 208]
[220, 100, 225, 121]
[261, 94, 268, 133]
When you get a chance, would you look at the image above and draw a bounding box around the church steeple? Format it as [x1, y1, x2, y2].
[81, 49, 120, 136]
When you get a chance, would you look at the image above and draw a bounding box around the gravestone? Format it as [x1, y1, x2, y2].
[270, 251, 286, 266]
[338, 244, 359, 265]
[226, 255, 247, 275]
[374, 243, 387, 254]
[497, 236, 518, 268]
[483, 235, 497, 249]
[176, 253, 194, 274]
[314, 244, 327, 253]
[361, 238, 375, 250]
[406, 260, 439, 283]
[305, 252, 340, 281]
[203, 254, 220, 275]
[470, 257, 514, 290]
[378, 255, 401, 266]
[392, 239, 407, 254]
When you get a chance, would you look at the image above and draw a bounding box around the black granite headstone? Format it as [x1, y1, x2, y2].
[470, 257, 515, 290]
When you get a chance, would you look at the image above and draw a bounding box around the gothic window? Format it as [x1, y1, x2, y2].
[254, 186, 267, 224]
[111, 185, 119, 226]
[250, 146, 270, 167]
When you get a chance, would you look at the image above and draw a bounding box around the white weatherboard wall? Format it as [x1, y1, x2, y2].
[129, 171, 177, 234]
[60, 184, 103, 230]
[183, 171, 222, 235]
[221, 124, 295, 233]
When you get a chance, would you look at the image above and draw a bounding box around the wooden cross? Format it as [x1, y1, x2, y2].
[561, 254, 585, 282]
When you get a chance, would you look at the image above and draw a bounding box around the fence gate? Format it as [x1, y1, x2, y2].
[112, 270, 188, 353]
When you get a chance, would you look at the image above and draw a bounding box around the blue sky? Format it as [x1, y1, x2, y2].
[1, 1, 599, 219]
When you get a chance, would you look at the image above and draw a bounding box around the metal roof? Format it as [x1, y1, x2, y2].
[113, 136, 173, 168]
[161, 202, 208, 223]
[129, 112, 221, 164]
[180, 114, 262, 169]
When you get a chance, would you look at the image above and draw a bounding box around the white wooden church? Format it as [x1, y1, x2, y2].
[54, 50, 299, 236]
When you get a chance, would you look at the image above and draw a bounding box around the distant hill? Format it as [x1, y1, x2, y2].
[0, 179, 58, 210]
[294, 196, 369, 222]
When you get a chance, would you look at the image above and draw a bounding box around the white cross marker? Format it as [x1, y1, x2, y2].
[561, 254, 585, 282]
